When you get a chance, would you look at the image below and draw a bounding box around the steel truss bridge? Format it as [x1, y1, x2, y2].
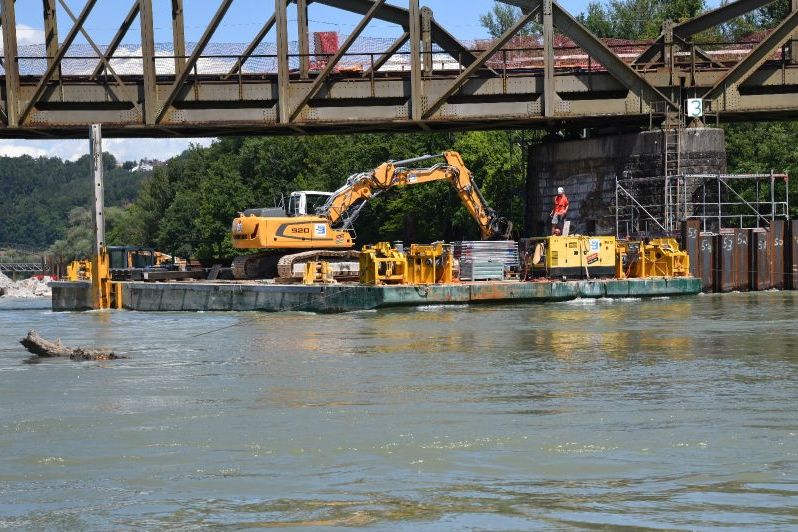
[0, 0, 797, 138]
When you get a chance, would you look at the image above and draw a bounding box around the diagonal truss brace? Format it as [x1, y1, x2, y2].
[19, 0, 98, 125]
[703, 8, 798, 102]
[363, 31, 409, 77]
[423, 3, 541, 119]
[157, 0, 234, 124]
[634, 0, 777, 66]
[225, 0, 291, 79]
[499, 0, 678, 111]
[550, 3, 679, 111]
[90, 0, 140, 79]
[290, 0, 386, 122]
[314, 0, 479, 69]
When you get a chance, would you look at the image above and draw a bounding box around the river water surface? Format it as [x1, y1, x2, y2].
[1, 293, 797, 530]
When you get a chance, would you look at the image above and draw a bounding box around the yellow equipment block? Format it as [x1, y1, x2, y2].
[617, 239, 690, 278]
[359, 242, 408, 285]
[526, 236, 616, 279]
[406, 243, 455, 284]
[303, 261, 336, 285]
[66, 259, 92, 281]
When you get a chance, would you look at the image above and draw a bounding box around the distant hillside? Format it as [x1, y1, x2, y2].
[0, 153, 148, 248]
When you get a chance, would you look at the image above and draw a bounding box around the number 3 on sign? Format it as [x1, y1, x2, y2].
[686, 98, 703, 118]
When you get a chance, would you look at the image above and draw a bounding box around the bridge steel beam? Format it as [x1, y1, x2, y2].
[423, 2, 541, 119]
[43, 0, 60, 81]
[290, 0, 386, 121]
[90, 1, 140, 79]
[409, 0, 422, 121]
[297, 0, 310, 79]
[275, 0, 290, 123]
[1, 0, 18, 125]
[139, 0, 157, 125]
[171, 0, 186, 76]
[18, 0, 98, 125]
[704, 8, 798, 105]
[156, 0, 234, 124]
[792, 0, 798, 63]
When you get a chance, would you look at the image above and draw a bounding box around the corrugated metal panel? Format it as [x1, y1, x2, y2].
[771, 220, 786, 290]
[454, 241, 519, 281]
[715, 230, 735, 293]
[734, 228, 749, 292]
[699, 233, 714, 293]
[749, 228, 771, 291]
[681, 220, 701, 280]
[789, 220, 798, 290]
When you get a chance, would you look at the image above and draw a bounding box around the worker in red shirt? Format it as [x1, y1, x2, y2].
[550, 187, 569, 235]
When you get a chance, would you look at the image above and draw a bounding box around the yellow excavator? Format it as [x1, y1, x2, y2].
[230, 151, 512, 280]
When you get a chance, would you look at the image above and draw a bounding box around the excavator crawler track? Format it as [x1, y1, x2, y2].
[277, 250, 361, 279]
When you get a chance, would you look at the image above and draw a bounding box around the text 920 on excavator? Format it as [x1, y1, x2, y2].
[230, 151, 512, 280]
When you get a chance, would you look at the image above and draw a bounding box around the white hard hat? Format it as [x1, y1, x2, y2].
[557, 187, 564, 194]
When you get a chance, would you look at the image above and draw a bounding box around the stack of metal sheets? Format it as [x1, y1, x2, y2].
[454, 241, 519, 281]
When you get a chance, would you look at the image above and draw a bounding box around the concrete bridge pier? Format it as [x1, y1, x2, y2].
[525, 127, 728, 237]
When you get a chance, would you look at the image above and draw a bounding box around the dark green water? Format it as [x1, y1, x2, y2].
[1, 293, 797, 530]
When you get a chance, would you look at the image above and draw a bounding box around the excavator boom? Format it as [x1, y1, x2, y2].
[322, 151, 512, 239]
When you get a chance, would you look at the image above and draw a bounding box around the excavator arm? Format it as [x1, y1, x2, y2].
[321, 151, 512, 240]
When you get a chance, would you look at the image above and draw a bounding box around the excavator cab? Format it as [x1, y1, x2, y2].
[286, 191, 334, 217]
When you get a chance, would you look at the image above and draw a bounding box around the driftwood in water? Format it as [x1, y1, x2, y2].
[20, 330, 125, 361]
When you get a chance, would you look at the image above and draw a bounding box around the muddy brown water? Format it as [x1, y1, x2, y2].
[1, 293, 797, 530]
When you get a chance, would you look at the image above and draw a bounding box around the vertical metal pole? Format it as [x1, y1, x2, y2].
[275, 0, 290, 123]
[1, 0, 19, 126]
[90, 124, 105, 254]
[43, 0, 60, 81]
[421, 7, 433, 76]
[771, 171, 776, 221]
[409, 0, 422, 121]
[792, 0, 798, 63]
[139, 0, 157, 125]
[615, 176, 619, 239]
[663, 19, 674, 84]
[171, 0, 186, 75]
[297, 0, 309, 79]
[543, 0, 555, 117]
[718, 175, 722, 230]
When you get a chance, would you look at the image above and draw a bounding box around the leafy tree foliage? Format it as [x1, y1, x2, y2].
[479, 2, 539, 38]
[0, 153, 147, 249]
[578, 0, 705, 40]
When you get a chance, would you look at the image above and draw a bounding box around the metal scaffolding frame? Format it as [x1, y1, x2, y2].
[615, 172, 790, 238]
[0, 0, 795, 137]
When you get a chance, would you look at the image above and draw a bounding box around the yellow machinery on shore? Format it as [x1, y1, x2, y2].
[359, 242, 455, 286]
[524, 236, 617, 279]
[616, 238, 690, 279]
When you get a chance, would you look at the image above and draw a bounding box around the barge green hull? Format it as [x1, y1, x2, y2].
[51, 278, 702, 313]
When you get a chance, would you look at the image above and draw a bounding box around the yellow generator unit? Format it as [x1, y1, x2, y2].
[526, 236, 616, 279]
[618, 238, 690, 279]
[359, 242, 408, 285]
[406, 243, 455, 284]
[66, 259, 92, 281]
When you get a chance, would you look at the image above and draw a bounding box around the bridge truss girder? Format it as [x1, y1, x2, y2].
[0, 0, 795, 138]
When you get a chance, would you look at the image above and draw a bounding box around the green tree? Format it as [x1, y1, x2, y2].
[479, 1, 539, 38]
[578, 0, 706, 40]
